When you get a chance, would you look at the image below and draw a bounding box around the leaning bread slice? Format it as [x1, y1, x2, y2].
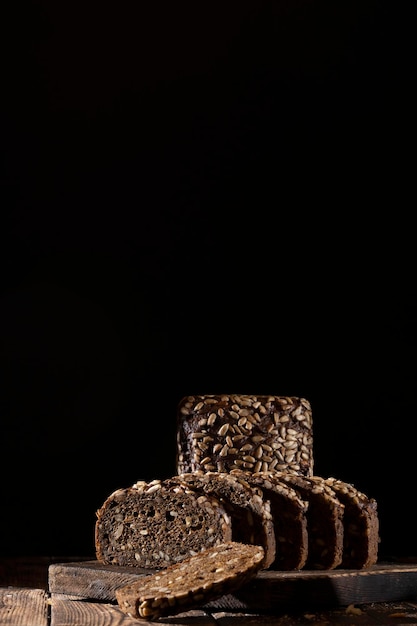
[172, 471, 276, 569]
[95, 478, 232, 568]
[230, 469, 309, 570]
[116, 542, 265, 621]
[272, 472, 345, 570]
[324, 476, 380, 568]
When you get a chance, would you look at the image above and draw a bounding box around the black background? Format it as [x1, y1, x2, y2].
[1, 1, 415, 559]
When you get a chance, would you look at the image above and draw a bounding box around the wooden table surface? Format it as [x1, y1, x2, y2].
[2, 556, 417, 625]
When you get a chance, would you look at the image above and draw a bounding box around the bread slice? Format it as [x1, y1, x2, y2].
[324, 476, 380, 568]
[172, 471, 276, 569]
[116, 541, 265, 621]
[272, 472, 345, 570]
[95, 478, 233, 568]
[230, 469, 309, 570]
[176, 394, 314, 477]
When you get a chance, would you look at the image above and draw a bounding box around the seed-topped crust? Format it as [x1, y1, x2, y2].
[324, 477, 380, 569]
[271, 472, 345, 570]
[116, 542, 265, 621]
[230, 469, 309, 570]
[95, 478, 233, 569]
[172, 471, 276, 569]
[176, 394, 314, 477]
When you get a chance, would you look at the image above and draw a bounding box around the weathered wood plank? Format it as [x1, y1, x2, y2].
[49, 561, 151, 602]
[0, 588, 48, 626]
[48, 561, 417, 611]
[50, 596, 217, 625]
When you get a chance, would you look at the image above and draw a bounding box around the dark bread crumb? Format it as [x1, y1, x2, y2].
[95, 478, 233, 569]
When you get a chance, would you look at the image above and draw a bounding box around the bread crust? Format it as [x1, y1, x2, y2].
[324, 477, 379, 568]
[230, 469, 309, 570]
[176, 394, 314, 477]
[271, 472, 345, 570]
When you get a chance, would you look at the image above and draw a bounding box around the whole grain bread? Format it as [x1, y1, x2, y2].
[95, 478, 232, 568]
[116, 541, 265, 621]
[172, 470, 276, 569]
[324, 476, 379, 568]
[230, 469, 309, 570]
[176, 394, 314, 477]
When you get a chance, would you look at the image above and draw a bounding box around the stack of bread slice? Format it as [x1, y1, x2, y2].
[96, 470, 379, 573]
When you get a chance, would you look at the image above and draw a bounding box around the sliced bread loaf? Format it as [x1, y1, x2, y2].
[324, 476, 379, 568]
[116, 541, 265, 621]
[172, 471, 276, 569]
[95, 478, 232, 568]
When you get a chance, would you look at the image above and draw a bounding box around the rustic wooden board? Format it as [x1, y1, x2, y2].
[48, 561, 417, 611]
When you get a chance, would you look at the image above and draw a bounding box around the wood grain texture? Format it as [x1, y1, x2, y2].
[0, 588, 48, 626]
[48, 561, 417, 611]
[50, 597, 143, 625]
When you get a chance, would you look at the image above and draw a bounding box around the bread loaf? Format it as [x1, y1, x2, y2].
[324, 476, 379, 568]
[172, 471, 276, 569]
[95, 478, 233, 568]
[271, 472, 345, 570]
[176, 394, 314, 477]
[230, 469, 309, 570]
[116, 542, 265, 621]
[96, 392, 379, 575]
